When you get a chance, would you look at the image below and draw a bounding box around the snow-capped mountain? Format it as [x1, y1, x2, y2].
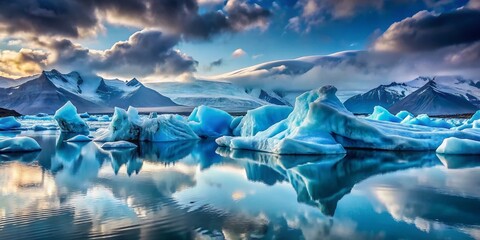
[146, 80, 290, 112]
[344, 82, 420, 114]
[0, 70, 177, 114]
[389, 80, 479, 115]
[345, 76, 480, 115]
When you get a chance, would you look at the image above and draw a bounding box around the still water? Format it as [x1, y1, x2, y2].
[1, 131, 480, 239]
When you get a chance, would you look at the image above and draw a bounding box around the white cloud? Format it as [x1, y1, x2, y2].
[232, 48, 247, 58]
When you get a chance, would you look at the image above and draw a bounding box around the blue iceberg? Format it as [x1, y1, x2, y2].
[54, 101, 90, 133]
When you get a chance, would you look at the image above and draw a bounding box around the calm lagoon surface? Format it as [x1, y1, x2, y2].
[1, 131, 480, 240]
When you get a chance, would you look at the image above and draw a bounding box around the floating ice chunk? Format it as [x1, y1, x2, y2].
[401, 114, 453, 128]
[66, 135, 92, 142]
[395, 110, 414, 120]
[436, 137, 480, 155]
[188, 105, 233, 138]
[0, 116, 21, 130]
[33, 124, 58, 131]
[217, 86, 347, 154]
[101, 141, 137, 149]
[95, 106, 199, 142]
[466, 110, 480, 124]
[366, 106, 401, 123]
[0, 136, 41, 152]
[79, 112, 90, 118]
[54, 101, 89, 133]
[234, 105, 293, 137]
[218, 85, 480, 154]
[21, 114, 54, 120]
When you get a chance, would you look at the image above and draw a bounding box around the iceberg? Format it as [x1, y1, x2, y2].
[401, 114, 453, 128]
[95, 106, 199, 142]
[436, 137, 480, 155]
[33, 124, 58, 131]
[0, 116, 21, 130]
[188, 105, 233, 138]
[101, 141, 137, 149]
[79, 112, 90, 118]
[395, 110, 414, 120]
[54, 101, 90, 133]
[0, 136, 41, 152]
[217, 86, 480, 154]
[66, 135, 92, 142]
[366, 106, 401, 123]
[233, 105, 293, 137]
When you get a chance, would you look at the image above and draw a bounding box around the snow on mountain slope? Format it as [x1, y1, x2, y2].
[344, 82, 419, 114]
[146, 80, 288, 111]
[389, 81, 479, 115]
[345, 76, 480, 114]
[0, 72, 106, 114]
[0, 70, 177, 114]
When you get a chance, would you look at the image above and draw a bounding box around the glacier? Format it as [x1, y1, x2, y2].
[0, 116, 21, 130]
[217, 86, 480, 154]
[187, 105, 233, 138]
[0, 136, 41, 152]
[54, 101, 90, 133]
[95, 106, 199, 142]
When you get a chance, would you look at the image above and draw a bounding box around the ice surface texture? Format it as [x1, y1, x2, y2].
[0, 116, 21, 130]
[66, 135, 92, 142]
[217, 86, 480, 154]
[188, 106, 233, 138]
[95, 106, 199, 142]
[233, 105, 293, 137]
[54, 101, 89, 133]
[436, 137, 480, 155]
[0, 136, 41, 152]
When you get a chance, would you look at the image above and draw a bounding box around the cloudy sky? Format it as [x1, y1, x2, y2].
[0, 0, 479, 90]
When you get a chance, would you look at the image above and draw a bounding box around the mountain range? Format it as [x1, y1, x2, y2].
[344, 76, 480, 115]
[0, 70, 289, 114]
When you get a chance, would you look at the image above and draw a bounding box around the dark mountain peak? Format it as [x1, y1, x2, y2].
[96, 78, 110, 93]
[126, 78, 142, 87]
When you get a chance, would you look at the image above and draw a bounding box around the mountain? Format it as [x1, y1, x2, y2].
[146, 80, 290, 112]
[0, 107, 20, 117]
[0, 75, 38, 88]
[345, 76, 480, 115]
[344, 82, 420, 114]
[0, 70, 178, 114]
[389, 80, 479, 115]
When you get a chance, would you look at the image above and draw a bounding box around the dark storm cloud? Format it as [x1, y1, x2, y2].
[44, 30, 198, 78]
[0, 0, 271, 40]
[373, 8, 480, 52]
[0, 0, 98, 37]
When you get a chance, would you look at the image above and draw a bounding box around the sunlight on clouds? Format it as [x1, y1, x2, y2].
[0, 48, 48, 78]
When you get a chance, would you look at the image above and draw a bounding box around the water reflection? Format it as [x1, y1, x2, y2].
[0, 133, 479, 239]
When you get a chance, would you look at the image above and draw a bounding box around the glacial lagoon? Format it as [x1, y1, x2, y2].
[1, 130, 480, 239]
